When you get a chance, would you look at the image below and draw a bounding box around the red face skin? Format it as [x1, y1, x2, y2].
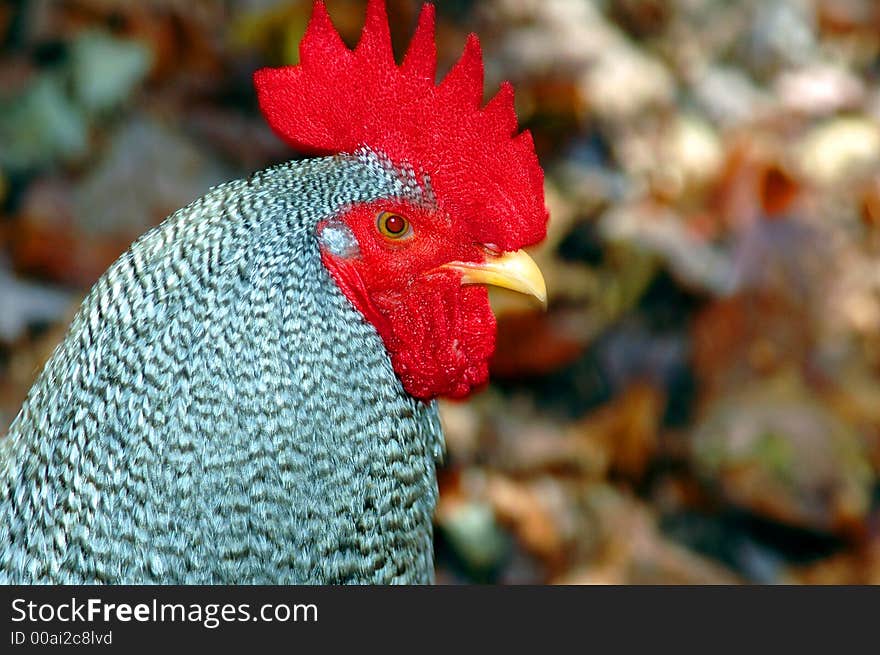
[319, 199, 497, 400]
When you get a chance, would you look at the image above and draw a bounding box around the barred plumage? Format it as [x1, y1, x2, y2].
[1, 153, 443, 583]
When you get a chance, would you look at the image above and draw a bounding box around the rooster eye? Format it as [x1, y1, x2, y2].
[376, 211, 411, 239]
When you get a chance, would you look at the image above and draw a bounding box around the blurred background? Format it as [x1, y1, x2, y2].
[2, 0, 880, 584]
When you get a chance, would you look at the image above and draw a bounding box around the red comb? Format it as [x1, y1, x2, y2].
[254, 0, 547, 251]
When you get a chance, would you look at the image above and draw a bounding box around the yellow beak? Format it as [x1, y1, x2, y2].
[441, 249, 547, 308]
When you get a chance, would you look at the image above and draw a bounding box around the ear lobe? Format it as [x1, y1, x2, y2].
[317, 220, 361, 259]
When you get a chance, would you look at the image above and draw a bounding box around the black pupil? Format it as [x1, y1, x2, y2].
[385, 215, 405, 233]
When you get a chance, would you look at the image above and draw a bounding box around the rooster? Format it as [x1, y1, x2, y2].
[0, 0, 547, 584]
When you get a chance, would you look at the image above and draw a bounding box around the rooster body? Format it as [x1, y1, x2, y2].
[0, 0, 547, 584]
[2, 155, 443, 583]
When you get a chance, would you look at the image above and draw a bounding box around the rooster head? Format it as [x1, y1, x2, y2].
[254, 0, 548, 400]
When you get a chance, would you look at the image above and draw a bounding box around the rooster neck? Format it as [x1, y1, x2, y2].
[1, 156, 444, 584]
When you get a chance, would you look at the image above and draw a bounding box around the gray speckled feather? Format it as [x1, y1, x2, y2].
[0, 151, 444, 584]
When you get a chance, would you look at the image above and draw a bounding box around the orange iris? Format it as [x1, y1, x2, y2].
[377, 211, 411, 239]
